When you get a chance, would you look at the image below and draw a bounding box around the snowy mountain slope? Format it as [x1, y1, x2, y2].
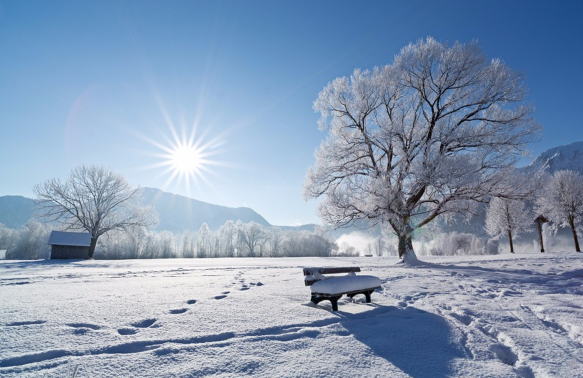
[1, 253, 582, 377]
[0, 188, 274, 233]
[139, 187, 271, 232]
[522, 141, 583, 175]
[0, 196, 36, 229]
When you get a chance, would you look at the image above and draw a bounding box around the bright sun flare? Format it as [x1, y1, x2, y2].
[137, 117, 226, 194]
[170, 144, 202, 175]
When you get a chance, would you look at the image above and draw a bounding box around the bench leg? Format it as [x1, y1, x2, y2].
[311, 295, 342, 311]
[329, 296, 341, 311]
[311, 295, 322, 305]
[364, 290, 372, 303]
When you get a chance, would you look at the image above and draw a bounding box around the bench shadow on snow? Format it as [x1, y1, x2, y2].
[338, 305, 467, 378]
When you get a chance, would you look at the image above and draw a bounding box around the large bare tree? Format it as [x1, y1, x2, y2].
[304, 38, 540, 261]
[34, 165, 157, 258]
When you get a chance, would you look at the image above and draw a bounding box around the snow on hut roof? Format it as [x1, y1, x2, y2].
[47, 231, 91, 247]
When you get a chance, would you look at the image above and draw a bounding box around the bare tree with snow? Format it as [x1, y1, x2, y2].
[197, 222, 212, 258]
[0, 223, 16, 252]
[239, 221, 266, 257]
[485, 197, 532, 253]
[266, 227, 283, 257]
[217, 220, 236, 257]
[536, 170, 583, 252]
[304, 37, 540, 261]
[34, 165, 158, 258]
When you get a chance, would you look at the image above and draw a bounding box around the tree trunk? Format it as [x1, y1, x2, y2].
[568, 217, 581, 252]
[507, 229, 514, 253]
[88, 237, 98, 259]
[397, 233, 419, 265]
[537, 221, 545, 253]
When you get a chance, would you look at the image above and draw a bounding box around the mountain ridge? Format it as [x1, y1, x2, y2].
[0, 187, 316, 233]
[522, 141, 583, 175]
[138, 187, 273, 232]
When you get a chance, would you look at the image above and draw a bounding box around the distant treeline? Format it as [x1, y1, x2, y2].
[0, 220, 354, 259]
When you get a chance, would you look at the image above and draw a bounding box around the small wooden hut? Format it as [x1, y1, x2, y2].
[48, 231, 91, 259]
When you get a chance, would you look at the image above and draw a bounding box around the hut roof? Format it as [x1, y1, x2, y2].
[47, 231, 91, 247]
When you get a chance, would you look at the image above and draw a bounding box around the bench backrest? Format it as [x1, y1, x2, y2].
[303, 267, 361, 286]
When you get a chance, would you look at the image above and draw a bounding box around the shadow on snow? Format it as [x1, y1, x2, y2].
[337, 305, 467, 378]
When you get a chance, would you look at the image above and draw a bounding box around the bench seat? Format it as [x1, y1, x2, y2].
[303, 266, 381, 311]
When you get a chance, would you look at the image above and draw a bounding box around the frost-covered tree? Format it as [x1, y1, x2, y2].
[34, 165, 158, 258]
[6, 220, 51, 259]
[281, 232, 300, 257]
[181, 230, 196, 258]
[266, 227, 283, 257]
[485, 197, 532, 253]
[197, 222, 212, 258]
[217, 220, 236, 257]
[239, 222, 266, 257]
[429, 232, 484, 256]
[336, 242, 358, 257]
[304, 37, 539, 261]
[536, 170, 583, 252]
[0, 223, 16, 252]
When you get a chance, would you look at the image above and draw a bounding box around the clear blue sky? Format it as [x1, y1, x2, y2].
[1, 0, 582, 226]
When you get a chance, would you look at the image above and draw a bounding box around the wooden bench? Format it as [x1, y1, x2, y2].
[303, 267, 382, 311]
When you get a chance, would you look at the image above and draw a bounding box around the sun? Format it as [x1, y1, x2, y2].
[136, 116, 226, 195]
[169, 144, 202, 175]
[155, 126, 220, 191]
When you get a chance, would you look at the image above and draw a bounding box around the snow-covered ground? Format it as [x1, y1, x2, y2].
[1, 253, 582, 377]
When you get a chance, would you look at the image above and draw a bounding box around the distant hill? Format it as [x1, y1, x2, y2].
[138, 187, 271, 232]
[0, 188, 281, 233]
[0, 196, 36, 229]
[522, 141, 583, 175]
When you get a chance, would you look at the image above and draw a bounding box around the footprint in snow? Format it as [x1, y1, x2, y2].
[67, 323, 102, 330]
[118, 328, 138, 335]
[489, 343, 518, 366]
[6, 320, 46, 327]
[168, 308, 188, 314]
[131, 318, 157, 328]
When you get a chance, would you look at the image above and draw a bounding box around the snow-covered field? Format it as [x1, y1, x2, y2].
[1, 253, 582, 378]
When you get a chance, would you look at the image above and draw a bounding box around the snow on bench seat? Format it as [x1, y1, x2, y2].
[310, 275, 382, 296]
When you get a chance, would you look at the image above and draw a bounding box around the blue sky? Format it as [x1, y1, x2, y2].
[1, 0, 582, 226]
